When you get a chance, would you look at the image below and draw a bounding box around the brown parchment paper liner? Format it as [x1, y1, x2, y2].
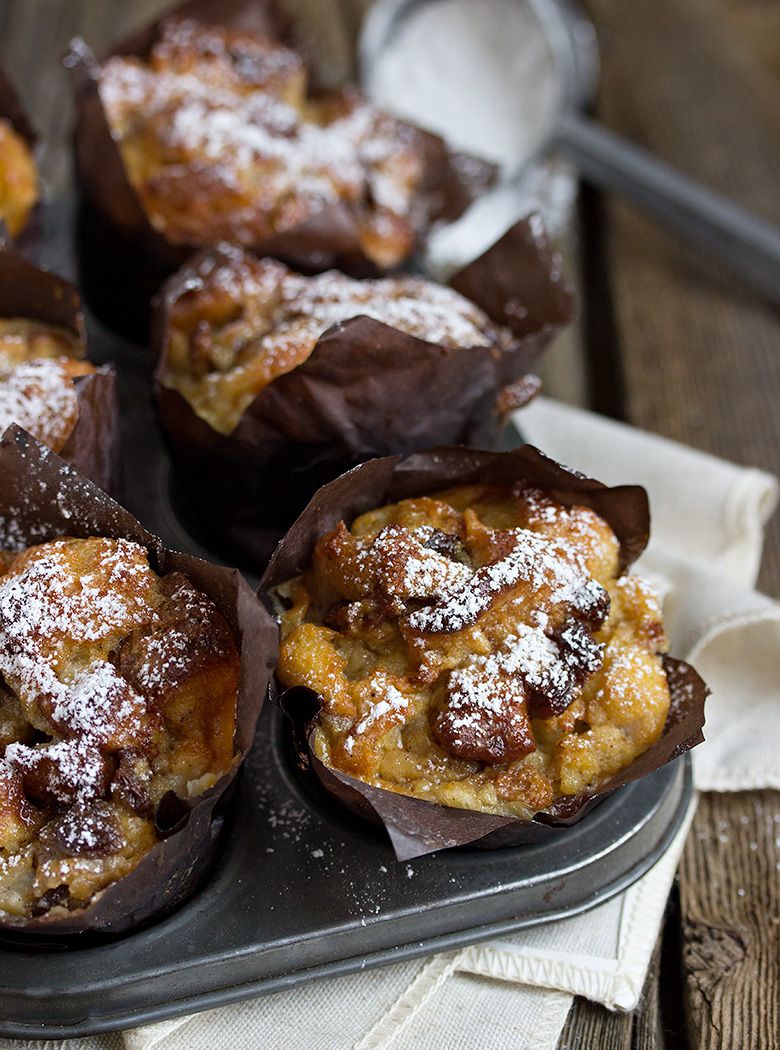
[0, 426, 277, 937]
[0, 242, 120, 494]
[68, 0, 496, 341]
[153, 218, 574, 568]
[261, 445, 708, 861]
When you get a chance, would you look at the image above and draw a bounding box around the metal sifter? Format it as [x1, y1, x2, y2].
[360, 0, 780, 304]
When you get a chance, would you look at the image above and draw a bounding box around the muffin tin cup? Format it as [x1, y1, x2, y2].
[0, 425, 277, 937]
[152, 219, 574, 572]
[67, 0, 495, 340]
[260, 446, 708, 859]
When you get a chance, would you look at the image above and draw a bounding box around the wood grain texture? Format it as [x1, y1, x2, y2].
[568, 1, 780, 1045]
[582, 0, 780, 596]
[557, 997, 633, 1049]
[679, 792, 780, 1049]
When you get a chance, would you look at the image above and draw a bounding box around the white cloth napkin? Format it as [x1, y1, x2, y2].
[3, 398, 777, 1050]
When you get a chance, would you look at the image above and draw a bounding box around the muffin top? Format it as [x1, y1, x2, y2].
[275, 482, 671, 818]
[0, 318, 93, 452]
[161, 249, 514, 434]
[99, 17, 432, 268]
[0, 117, 38, 238]
[0, 536, 239, 919]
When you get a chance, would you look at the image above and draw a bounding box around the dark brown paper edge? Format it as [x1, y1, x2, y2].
[150, 221, 573, 564]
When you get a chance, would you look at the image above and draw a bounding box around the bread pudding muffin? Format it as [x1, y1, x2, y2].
[276, 484, 673, 818]
[266, 446, 707, 855]
[160, 248, 517, 436]
[98, 17, 428, 270]
[0, 426, 275, 933]
[70, 1, 493, 338]
[0, 318, 95, 452]
[0, 536, 240, 922]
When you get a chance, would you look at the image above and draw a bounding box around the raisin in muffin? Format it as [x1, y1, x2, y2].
[160, 248, 516, 435]
[0, 318, 95, 453]
[275, 482, 671, 819]
[98, 17, 435, 269]
[0, 536, 239, 920]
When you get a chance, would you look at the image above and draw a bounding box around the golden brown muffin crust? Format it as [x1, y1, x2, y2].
[99, 18, 432, 269]
[0, 537, 239, 918]
[162, 250, 513, 434]
[0, 317, 93, 453]
[276, 484, 672, 818]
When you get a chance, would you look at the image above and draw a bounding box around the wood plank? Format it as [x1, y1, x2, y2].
[679, 791, 780, 1049]
[631, 935, 666, 1050]
[557, 997, 633, 1050]
[583, 0, 780, 596]
[0, 0, 171, 191]
[571, 0, 780, 1044]
[721, 0, 780, 85]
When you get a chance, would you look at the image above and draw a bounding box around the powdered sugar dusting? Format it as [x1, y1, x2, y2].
[407, 527, 605, 634]
[0, 359, 79, 449]
[282, 269, 503, 349]
[99, 18, 427, 248]
[343, 674, 410, 755]
[0, 539, 155, 801]
[169, 252, 512, 433]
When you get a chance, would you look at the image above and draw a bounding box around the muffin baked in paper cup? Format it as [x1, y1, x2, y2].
[0, 426, 277, 937]
[261, 445, 708, 860]
[153, 217, 574, 568]
[67, 0, 495, 340]
[0, 242, 120, 494]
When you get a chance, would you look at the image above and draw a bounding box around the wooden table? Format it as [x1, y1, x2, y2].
[1, 0, 778, 1045]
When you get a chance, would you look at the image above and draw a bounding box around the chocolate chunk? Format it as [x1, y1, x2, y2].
[7, 738, 113, 807]
[420, 529, 467, 563]
[559, 621, 604, 679]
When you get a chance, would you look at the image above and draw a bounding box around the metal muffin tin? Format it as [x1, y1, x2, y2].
[0, 204, 692, 1038]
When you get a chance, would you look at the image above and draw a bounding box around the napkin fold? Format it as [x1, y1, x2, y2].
[2, 398, 777, 1050]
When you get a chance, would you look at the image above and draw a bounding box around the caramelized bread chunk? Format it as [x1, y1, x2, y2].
[276, 483, 671, 819]
[0, 537, 239, 919]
